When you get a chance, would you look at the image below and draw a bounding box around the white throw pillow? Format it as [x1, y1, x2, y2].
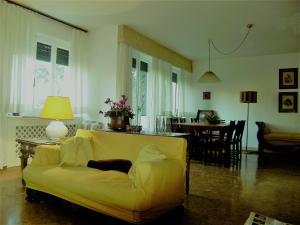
[60, 136, 94, 167]
[128, 145, 166, 183]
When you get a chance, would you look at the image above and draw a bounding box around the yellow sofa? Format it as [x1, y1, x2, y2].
[256, 122, 300, 154]
[23, 129, 187, 224]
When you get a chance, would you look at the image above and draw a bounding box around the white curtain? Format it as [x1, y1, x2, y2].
[0, 0, 6, 169]
[178, 69, 193, 117]
[0, 1, 88, 168]
[116, 43, 133, 102]
[0, 1, 36, 168]
[2, 2, 36, 115]
[148, 57, 173, 131]
[69, 29, 88, 114]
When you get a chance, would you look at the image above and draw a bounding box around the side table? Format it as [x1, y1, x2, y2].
[16, 138, 60, 185]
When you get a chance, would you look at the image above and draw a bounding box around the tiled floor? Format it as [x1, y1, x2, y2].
[1, 152, 300, 225]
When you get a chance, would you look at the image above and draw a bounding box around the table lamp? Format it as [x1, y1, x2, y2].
[240, 91, 257, 151]
[40, 96, 74, 140]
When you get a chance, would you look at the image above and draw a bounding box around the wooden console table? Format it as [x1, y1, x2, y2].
[16, 138, 60, 185]
[16, 138, 60, 170]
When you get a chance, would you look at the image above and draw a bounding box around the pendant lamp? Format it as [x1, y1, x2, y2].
[198, 24, 253, 83]
[198, 39, 221, 83]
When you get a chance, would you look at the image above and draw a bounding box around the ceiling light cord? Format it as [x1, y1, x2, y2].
[208, 39, 211, 71]
[210, 24, 253, 55]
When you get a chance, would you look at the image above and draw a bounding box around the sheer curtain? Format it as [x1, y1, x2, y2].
[0, 1, 6, 169]
[148, 57, 173, 131]
[69, 29, 88, 115]
[2, 2, 36, 114]
[116, 43, 133, 102]
[0, 1, 36, 168]
[178, 70, 193, 117]
[0, 1, 88, 168]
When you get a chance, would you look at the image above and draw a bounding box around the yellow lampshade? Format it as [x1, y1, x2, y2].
[40, 96, 74, 120]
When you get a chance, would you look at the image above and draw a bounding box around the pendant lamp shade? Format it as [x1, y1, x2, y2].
[198, 71, 221, 83]
[198, 39, 221, 83]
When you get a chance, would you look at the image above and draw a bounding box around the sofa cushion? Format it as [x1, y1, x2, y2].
[60, 136, 94, 166]
[87, 159, 132, 173]
[128, 145, 166, 186]
[264, 132, 300, 143]
[24, 165, 142, 210]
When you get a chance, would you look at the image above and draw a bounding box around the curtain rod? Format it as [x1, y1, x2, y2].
[5, 0, 88, 33]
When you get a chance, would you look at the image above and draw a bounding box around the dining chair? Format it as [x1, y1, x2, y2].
[191, 118, 199, 123]
[231, 120, 245, 160]
[170, 117, 179, 132]
[179, 117, 186, 123]
[204, 121, 235, 166]
[190, 126, 209, 160]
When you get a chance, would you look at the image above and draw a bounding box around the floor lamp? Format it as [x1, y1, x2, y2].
[240, 91, 257, 152]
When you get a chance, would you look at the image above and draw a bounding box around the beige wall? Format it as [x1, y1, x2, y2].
[192, 52, 300, 149]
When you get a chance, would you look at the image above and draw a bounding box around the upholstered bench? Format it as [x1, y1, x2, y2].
[256, 121, 300, 154]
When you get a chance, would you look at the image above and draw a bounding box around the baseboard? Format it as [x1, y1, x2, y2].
[0, 166, 8, 170]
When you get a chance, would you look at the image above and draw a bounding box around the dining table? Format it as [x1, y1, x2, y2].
[175, 122, 229, 131]
[174, 122, 231, 165]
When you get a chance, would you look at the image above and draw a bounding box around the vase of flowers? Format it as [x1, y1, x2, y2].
[99, 95, 134, 130]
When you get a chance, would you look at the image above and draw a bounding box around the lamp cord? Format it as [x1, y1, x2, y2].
[208, 39, 211, 71]
[210, 24, 253, 55]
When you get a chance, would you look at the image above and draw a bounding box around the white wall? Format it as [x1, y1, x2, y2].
[193, 52, 300, 149]
[86, 26, 119, 123]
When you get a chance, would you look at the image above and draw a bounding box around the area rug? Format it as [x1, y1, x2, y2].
[244, 212, 293, 225]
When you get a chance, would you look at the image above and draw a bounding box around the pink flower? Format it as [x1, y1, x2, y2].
[99, 95, 134, 119]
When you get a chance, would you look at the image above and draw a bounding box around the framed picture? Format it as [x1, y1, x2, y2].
[279, 68, 298, 89]
[278, 92, 298, 113]
[203, 91, 211, 100]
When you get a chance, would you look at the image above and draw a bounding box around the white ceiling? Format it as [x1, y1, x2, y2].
[13, 0, 300, 61]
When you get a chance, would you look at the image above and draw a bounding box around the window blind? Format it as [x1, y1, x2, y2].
[56, 48, 69, 66]
[36, 42, 51, 62]
[172, 72, 177, 83]
[140, 61, 148, 72]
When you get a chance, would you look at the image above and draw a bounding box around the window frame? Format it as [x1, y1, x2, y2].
[171, 67, 180, 116]
[33, 34, 71, 110]
[131, 50, 152, 126]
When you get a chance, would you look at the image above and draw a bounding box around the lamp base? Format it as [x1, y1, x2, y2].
[46, 121, 68, 140]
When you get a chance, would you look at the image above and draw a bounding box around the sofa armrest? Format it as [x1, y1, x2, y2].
[134, 159, 185, 205]
[30, 145, 61, 166]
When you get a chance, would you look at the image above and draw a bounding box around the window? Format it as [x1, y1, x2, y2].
[33, 39, 70, 109]
[131, 54, 150, 128]
[172, 72, 179, 116]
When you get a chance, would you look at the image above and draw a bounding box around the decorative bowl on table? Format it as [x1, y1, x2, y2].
[126, 125, 142, 133]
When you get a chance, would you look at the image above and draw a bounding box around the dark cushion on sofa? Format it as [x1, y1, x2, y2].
[87, 159, 132, 173]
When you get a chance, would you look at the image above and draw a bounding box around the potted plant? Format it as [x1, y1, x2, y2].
[99, 95, 134, 130]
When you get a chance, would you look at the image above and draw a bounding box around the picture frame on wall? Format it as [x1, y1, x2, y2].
[203, 91, 211, 100]
[279, 68, 298, 89]
[278, 92, 298, 113]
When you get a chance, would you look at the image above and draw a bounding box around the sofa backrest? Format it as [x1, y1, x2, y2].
[76, 129, 187, 167]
